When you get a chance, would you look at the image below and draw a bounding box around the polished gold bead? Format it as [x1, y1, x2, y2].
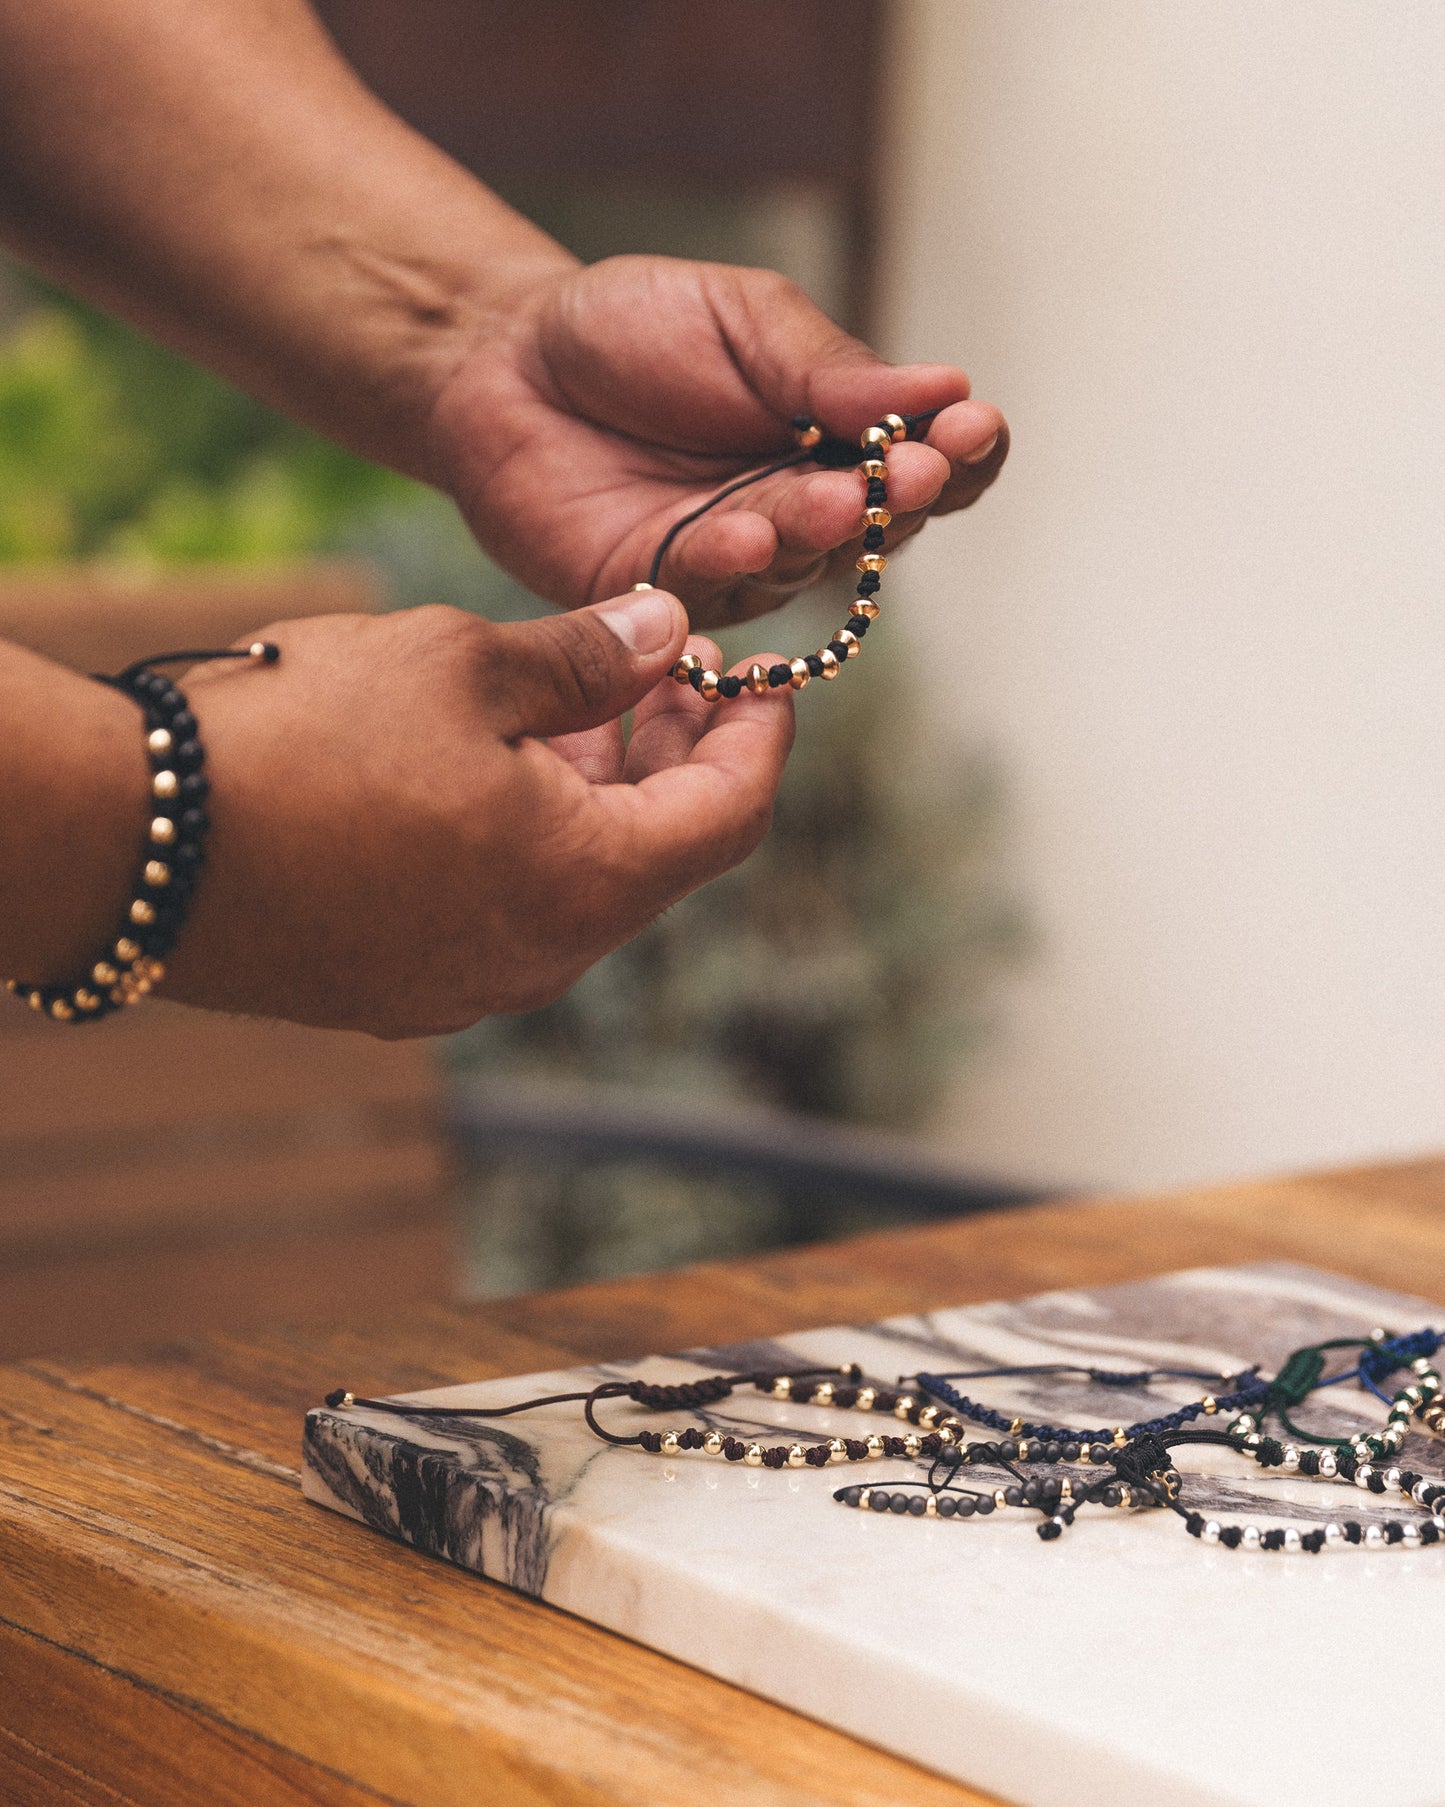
[138, 959, 166, 985]
[866, 1434, 885, 1457]
[924, 1493, 938, 1516]
[744, 1443, 764, 1467]
[787, 1443, 807, 1468]
[818, 649, 841, 680]
[936, 1422, 957, 1444]
[74, 989, 101, 1012]
[827, 1438, 847, 1463]
[861, 457, 887, 480]
[835, 628, 860, 659]
[144, 860, 171, 889]
[703, 1430, 724, 1455]
[153, 770, 179, 800]
[147, 727, 174, 758]
[793, 420, 824, 448]
[129, 899, 157, 926]
[861, 425, 892, 451]
[892, 1395, 915, 1420]
[863, 506, 892, 528]
[881, 413, 908, 442]
[630, 581, 654, 591]
[858, 1487, 873, 1510]
[903, 1434, 921, 1458]
[660, 1431, 681, 1455]
[150, 816, 177, 846]
[813, 1382, 835, 1407]
[699, 670, 721, 701]
[1009, 1416, 1023, 1436]
[1017, 1438, 1033, 1462]
[672, 652, 703, 683]
[115, 937, 142, 964]
[109, 986, 129, 1006]
[27, 990, 45, 1012]
[788, 657, 811, 690]
[856, 552, 886, 574]
[1202, 1395, 1218, 1415]
[49, 998, 75, 1021]
[771, 1376, 793, 1399]
[850, 599, 880, 621]
[1113, 1426, 1127, 1448]
[856, 1387, 876, 1411]
[746, 663, 770, 696]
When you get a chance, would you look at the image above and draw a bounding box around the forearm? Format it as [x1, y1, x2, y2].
[0, 0, 575, 480]
[0, 642, 150, 986]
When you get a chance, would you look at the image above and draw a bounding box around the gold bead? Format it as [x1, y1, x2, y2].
[813, 1381, 836, 1406]
[661, 1431, 680, 1455]
[856, 1388, 876, 1412]
[1009, 1417, 1023, 1437]
[746, 663, 770, 696]
[1202, 1395, 1218, 1415]
[924, 1493, 937, 1516]
[28, 990, 45, 1011]
[856, 552, 886, 574]
[892, 1395, 915, 1420]
[744, 1443, 764, 1466]
[1017, 1438, 1032, 1462]
[861, 457, 887, 480]
[699, 670, 721, 701]
[787, 1444, 806, 1468]
[340, 1392, 355, 1408]
[49, 998, 75, 1021]
[863, 506, 892, 529]
[827, 1438, 847, 1463]
[858, 1488, 873, 1510]
[114, 937, 142, 963]
[150, 817, 176, 846]
[248, 641, 270, 660]
[129, 899, 157, 926]
[672, 652, 703, 683]
[792, 420, 823, 448]
[834, 628, 860, 659]
[937, 1423, 957, 1445]
[818, 649, 841, 680]
[153, 770, 179, 800]
[788, 657, 811, 690]
[861, 425, 892, 452]
[138, 959, 166, 985]
[903, 1434, 921, 1458]
[703, 1430, 724, 1455]
[850, 599, 880, 621]
[630, 581, 654, 591]
[147, 728, 173, 757]
[1113, 1427, 1127, 1448]
[881, 412, 908, 442]
[74, 988, 101, 1012]
[866, 1435, 885, 1457]
[771, 1376, 793, 1399]
[109, 986, 129, 1006]
[144, 860, 171, 889]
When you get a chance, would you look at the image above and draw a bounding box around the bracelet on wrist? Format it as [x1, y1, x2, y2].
[5, 640, 279, 1024]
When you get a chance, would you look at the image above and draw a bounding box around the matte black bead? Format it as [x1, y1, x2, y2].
[169, 711, 197, 740]
[937, 1496, 957, 1517]
[1367, 1473, 1386, 1493]
[1421, 1522, 1440, 1544]
[998, 1439, 1018, 1461]
[1089, 1443, 1110, 1464]
[174, 739, 204, 772]
[1061, 1442, 1080, 1462]
[839, 1486, 861, 1507]
[869, 1491, 890, 1512]
[1102, 1486, 1122, 1507]
[1043, 1441, 1062, 1463]
[1003, 1486, 1024, 1508]
[178, 809, 208, 838]
[907, 1495, 927, 1516]
[1301, 1529, 1325, 1552]
[173, 842, 204, 871]
[975, 1496, 995, 1515]
[954, 1496, 975, 1517]
[157, 687, 183, 715]
[1384, 1521, 1405, 1543]
[179, 774, 209, 803]
[1022, 1479, 1041, 1506]
[887, 1493, 908, 1514]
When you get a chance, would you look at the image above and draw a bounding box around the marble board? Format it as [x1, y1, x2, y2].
[303, 1262, 1445, 1807]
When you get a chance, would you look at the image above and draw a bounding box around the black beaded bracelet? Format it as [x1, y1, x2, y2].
[5, 640, 279, 1024]
[644, 409, 935, 702]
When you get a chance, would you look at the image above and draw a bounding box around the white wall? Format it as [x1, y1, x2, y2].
[882, 3, 1445, 1190]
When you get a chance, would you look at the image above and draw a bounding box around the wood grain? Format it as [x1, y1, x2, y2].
[2, 1157, 1443, 1805]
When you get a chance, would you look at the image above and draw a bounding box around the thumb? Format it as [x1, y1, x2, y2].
[486, 587, 689, 739]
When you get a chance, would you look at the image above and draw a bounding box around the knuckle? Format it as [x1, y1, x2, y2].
[545, 619, 616, 715]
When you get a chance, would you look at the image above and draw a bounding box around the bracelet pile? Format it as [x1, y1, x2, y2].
[5, 641, 278, 1023]
[647, 409, 929, 703]
[325, 1324, 1445, 1556]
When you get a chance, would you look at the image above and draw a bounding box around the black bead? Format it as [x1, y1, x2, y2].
[719, 675, 743, 699]
[827, 642, 851, 663]
[1186, 1513, 1204, 1537]
[954, 1496, 975, 1517]
[869, 1491, 890, 1512]
[838, 1486, 861, 1507]
[1367, 1473, 1386, 1493]
[805, 655, 824, 677]
[1022, 1479, 1041, 1506]
[179, 774, 209, 803]
[769, 663, 792, 687]
[975, 1496, 995, 1516]
[1343, 1522, 1362, 1543]
[888, 1493, 909, 1514]
[907, 1495, 926, 1516]
[174, 740, 204, 772]
[1089, 1443, 1110, 1464]
[1043, 1441, 1062, 1463]
[157, 687, 183, 716]
[169, 711, 197, 740]
[1003, 1486, 1024, 1508]
[1061, 1442, 1080, 1462]
[1102, 1486, 1122, 1507]
[1037, 1520, 1062, 1541]
[998, 1439, 1018, 1461]
[1421, 1522, 1440, 1544]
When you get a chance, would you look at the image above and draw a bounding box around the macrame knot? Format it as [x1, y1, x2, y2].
[626, 1375, 734, 1412]
[1266, 1346, 1326, 1409]
[1087, 1368, 1151, 1388]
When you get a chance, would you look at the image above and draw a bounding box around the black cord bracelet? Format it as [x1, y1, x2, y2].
[5, 639, 279, 1024]
[645, 408, 939, 702]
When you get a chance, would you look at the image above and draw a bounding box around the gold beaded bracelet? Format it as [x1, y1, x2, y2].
[644, 410, 929, 703]
[5, 642, 278, 1024]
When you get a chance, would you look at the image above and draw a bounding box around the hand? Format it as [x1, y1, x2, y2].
[428, 255, 1008, 631]
[165, 589, 793, 1037]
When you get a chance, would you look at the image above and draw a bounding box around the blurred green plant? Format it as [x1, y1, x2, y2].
[0, 281, 413, 565]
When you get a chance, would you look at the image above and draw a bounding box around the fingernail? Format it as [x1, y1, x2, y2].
[596, 588, 682, 657]
[963, 431, 1000, 465]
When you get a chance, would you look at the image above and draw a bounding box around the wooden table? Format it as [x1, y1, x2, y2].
[3, 1157, 1443, 1807]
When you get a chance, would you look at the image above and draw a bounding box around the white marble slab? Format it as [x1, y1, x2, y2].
[303, 1263, 1445, 1807]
